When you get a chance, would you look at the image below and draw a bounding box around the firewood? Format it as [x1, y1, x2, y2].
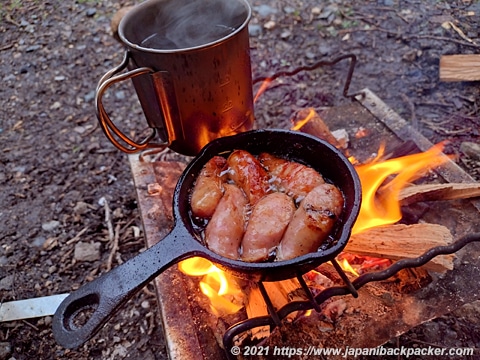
[439, 55, 480, 82]
[344, 223, 455, 272]
[399, 182, 480, 205]
[292, 108, 344, 149]
[245, 283, 270, 340]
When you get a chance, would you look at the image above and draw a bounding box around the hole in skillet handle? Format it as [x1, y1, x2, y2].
[175, 128, 362, 282]
[52, 289, 103, 349]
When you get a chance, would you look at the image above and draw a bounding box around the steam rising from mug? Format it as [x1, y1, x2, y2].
[139, 0, 246, 50]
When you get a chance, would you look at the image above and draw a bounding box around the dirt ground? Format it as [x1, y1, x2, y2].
[1, 0, 479, 359]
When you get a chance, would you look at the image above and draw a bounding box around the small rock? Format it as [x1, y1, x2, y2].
[331, 129, 349, 149]
[42, 220, 60, 232]
[283, 6, 295, 14]
[113, 207, 124, 219]
[74, 126, 86, 134]
[50, 101, 61, 110]
[248, 24, 262, 37]
[280, 30, 292, 39]
[84, 90, 95, 102]
[141, 300, 150, 309]
[43, 316, 52, 326]
[263, 20, 276, 30]
[74, 241, 101, 262]
[402, 49, 418, 62]
[25, 44, 41, 52]
[31, 236, 46, 248]
[54, 75, 65, 81]
[73, 201, 90, 215]
[461, 141, 480, 161]
[86, 8, 97, 17]
[318, 44, 331, 55]
[253, 4, 278, 18]
[115, 90, 125, 100]
[0, 275, 15, 291]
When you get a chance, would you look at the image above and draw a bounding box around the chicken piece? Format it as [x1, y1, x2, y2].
[241, 192, 295, 262]
[205, 184, 247, 260]
[190, 156, 227, 218]
[276, 183, 344, 261]
[258, 153, 325, 201]
[226, 150, 270, 205]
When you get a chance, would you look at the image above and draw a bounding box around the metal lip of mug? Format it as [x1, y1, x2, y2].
[95, 0, 254, 156]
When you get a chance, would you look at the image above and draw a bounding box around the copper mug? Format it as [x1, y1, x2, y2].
[95, 0, 254, 155]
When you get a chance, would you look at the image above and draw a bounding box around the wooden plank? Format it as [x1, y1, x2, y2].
[439, 54, 480, 82]
[345, 223, 455, 272]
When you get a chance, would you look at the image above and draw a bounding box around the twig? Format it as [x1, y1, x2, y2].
[0, 44, 14, 52]
[81, 120, 98, 138]
[21, 320, 39, 331]
[66, 226, 89, 245]
[106, 224, 121, 272]
[60, 248, 75, 264]
[338, 25, 480, 49]
[369, 6, 410, 24]
[404, 34, 480, 49]
[5, 14, 20, 27]
[103, 199, 114, 242]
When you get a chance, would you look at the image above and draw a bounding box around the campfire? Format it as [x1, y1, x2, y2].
[175, 107, 480, 353]
[120, 86, 480, 360]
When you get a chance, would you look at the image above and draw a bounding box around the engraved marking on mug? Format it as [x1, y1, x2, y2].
[219, 74, 231, 87]
[222, 99, 233, 112]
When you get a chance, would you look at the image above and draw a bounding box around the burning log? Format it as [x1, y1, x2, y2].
[245, 278, 305, 340]
[291, 108, 345, 149]
[399, 182, 480, 206]
[344, 223, 454, 272]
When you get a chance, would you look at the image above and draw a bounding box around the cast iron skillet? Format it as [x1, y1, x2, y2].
[52, 129, 362, 349]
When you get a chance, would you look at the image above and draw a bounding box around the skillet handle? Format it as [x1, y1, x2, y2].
[52, 232, 203, 349]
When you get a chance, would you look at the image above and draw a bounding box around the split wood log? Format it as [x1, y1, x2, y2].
[292, 108, 344, 149]
[245, 278, 304, 340]
[439, 54, 480, 82]
[344, 223, 455, 273]
[399, 182, 480, 205]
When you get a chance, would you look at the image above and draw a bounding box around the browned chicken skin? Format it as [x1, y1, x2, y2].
[226, 150, 270, 206]
[205, 184, 247, 260]
[190, 156, 227, 218]
[276, 183, 344, 261]
[258, 153, 325, 201]
[241, 192, 295, 262]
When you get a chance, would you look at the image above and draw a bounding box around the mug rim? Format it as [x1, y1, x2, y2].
[118, 0, 252, 54]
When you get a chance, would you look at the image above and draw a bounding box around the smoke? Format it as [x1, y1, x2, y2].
[140, 0, 248, 50]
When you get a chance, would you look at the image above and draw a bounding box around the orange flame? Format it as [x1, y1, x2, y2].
[178, 257, 242, 316]
[254, 78, 272, 103]
[290, 108, 316, 131]
[352, 142, 452, 235]
[339, 258, 359, 277]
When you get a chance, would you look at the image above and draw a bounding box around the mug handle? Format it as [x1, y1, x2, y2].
[95, 51, 168, 153]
